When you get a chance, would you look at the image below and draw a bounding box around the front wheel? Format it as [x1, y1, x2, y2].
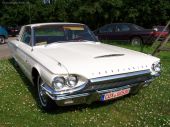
[0, 36, 5, 44]
[37, 76, 56, 111]
[130, 37, 142, 46]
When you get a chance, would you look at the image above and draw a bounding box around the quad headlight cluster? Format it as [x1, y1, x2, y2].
[52, 75, 83, 91]
[151, 62, 161, 75]
[52, 77, 66, 89]
[67, 75, 78, 87]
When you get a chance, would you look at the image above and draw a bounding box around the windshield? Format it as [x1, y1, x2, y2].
[33, 24, 98, 46]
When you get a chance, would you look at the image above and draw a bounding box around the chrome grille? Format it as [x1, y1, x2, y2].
[82, 70, 151, 92]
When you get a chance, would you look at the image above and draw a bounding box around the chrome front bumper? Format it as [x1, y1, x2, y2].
[42, 83, 146, 106]
[41, 70, 160, 106]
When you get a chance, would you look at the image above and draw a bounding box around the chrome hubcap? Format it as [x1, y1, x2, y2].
[38, 80, 48, 107]
[0, 37, 4, 44]
[132, 38, 141, 45]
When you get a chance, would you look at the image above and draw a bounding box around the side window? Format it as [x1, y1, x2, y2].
[116, 24, 130, 32]
[133, 25, 144, 31]
[20, 27, 31, 45]
[99, 25, 109, 33]
[99, 24, 115, 33]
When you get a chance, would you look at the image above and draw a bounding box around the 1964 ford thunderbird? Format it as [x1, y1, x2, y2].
[8, 23, 161, 110]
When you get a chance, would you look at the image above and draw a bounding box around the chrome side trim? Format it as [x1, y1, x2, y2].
[90, 70, 151, 83]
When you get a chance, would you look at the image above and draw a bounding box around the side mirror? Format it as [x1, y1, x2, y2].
[153, 28, 158, 32]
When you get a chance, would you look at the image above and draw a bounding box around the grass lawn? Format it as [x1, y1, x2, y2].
[0, 42, 170, 127]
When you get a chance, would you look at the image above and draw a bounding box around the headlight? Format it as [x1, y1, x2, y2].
[67, 75, 78, 87]
[52, 74, 87, 93]
[152, 62, 161, 72]
[52, 77, 65, 90]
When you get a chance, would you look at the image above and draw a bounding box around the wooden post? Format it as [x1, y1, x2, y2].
[152, 21, 170, 56]
[152, 34, 170, 56]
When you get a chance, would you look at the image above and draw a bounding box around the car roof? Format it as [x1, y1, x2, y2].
[25, 22, 84, 28]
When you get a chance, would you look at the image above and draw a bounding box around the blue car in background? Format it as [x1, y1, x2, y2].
[0, 26, 8, 44]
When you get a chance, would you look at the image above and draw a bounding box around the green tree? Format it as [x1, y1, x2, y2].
[0, 0, 170, 29]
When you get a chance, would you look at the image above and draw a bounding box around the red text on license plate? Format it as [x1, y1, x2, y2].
[103, 88, 130, 101]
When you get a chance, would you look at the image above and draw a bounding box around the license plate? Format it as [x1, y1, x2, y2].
[101, 88, 130, 101]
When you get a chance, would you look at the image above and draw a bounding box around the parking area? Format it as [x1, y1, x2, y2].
[0, 37, 16, 59]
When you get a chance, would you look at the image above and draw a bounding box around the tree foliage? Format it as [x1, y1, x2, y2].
[0, 0, 170, 29]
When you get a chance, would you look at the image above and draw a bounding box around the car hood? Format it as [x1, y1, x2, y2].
[36, 42, 159, 79]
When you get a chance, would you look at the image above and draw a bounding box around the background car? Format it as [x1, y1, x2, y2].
[0, 26, 8, 44]
[6, 25, 20, 37]
[152, 26, 169, 40]
[94, 23, 155, 45]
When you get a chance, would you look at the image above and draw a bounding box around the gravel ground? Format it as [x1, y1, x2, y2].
[0, 37, 16, 59]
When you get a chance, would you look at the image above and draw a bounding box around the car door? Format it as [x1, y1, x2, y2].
[16, 26, 33, 78]
[113, 24, 131, 41]
[96, 24, 116, 40]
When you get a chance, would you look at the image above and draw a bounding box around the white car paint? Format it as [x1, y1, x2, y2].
[8, 23, 160, 89]
[36, 42, 159, 78]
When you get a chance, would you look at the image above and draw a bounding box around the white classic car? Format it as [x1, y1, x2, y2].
[8, 23, 161, 110]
